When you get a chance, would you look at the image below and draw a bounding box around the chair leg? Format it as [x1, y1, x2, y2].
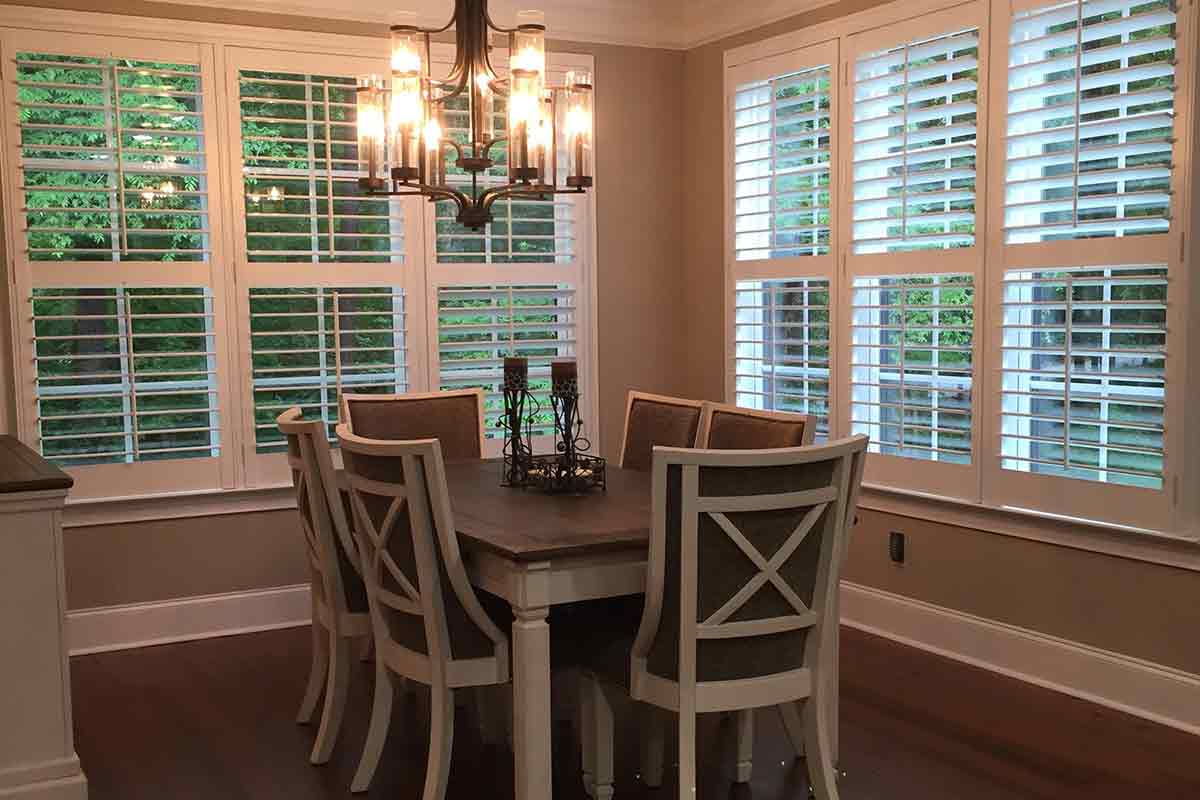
[801, 692, 840, 800]
[296, 620, 328, 725]
[678, 709, 697, 800]
[423, 685, 456, 800]
[777, 702, 805, 759]
[735, 709, 754, 784]
[588, 678, 616, 800]
[351, 658, 395, 793]
[580, 675, 595, 798]
[310, 633, 352, 764]
[640, 704, 665, 788]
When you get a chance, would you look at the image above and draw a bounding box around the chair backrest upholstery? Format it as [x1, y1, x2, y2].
[630, 437, 867, 708]
[340, 389, 486, 461]
[276, 408, 367, 615]
[619, 391, 705, 472]
[335, 425, 508, 684]
[698, 403, 816, 450]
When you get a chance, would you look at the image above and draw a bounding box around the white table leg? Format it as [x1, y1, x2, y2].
[511, 562, 553, 800]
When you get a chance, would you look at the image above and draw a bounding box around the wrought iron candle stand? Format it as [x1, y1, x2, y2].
[526, 359, 606, 494]
[499, 357, 538, 487]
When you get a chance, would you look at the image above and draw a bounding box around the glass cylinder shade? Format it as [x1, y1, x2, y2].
[390, 73, 422, 174]
[390, 27, 423, 75]
[511, 12, 546, 78]
[565, 70, 593, 186]
[424, 88, 445, 186]
[509, 70, 542, 179]
[356, 75, 387, 187]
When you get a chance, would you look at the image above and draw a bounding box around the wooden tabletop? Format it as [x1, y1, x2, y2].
[0, 436, 74, 495]
[445, 459, 652, 562]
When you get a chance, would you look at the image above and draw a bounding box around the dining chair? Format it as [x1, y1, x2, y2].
[336, 425, 511, 799]
[698, 402, 817, 450]
[618, 390, 705, 471]
[339, 388, 486, 461]
[579, 436, 868, 800]
[276, 409, 371, 766]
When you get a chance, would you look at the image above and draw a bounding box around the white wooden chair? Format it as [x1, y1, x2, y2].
[697, 402, 817, 450]
[276, 409, 371, 765]
[618, 390, 706, 471]
[336, 425, 511, 800]
[339, 388, 486, 461]
[580, 437, 868, 800]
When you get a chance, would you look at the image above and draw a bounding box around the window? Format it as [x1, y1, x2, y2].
[732, 64, 832, 261]
[1, 29, 596, 500]
[851, 25, 981, 254]
[248, 287, 407, 452]
[1004, 0, 1177, 243]
[851, 274, 975, 464]
[724, 0, 1193, 532]
[436, 284, 576, 448]
[734, 278, 831, 438]
[1000, 265, 1166, 489]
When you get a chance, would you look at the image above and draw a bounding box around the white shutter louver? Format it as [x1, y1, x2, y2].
[32, 287, 220, 465]
[249, 287, 408, 452]
[437, 284, 576, 436]
[851, 274, 975, 462]
[1000, 264, 1166, 489]
[238, 70, 405, 263]
[16, 52, 210, 262]
[733, 65, 832, 261]
[734, 278, 831, 438]
[852, 28, 980, 253]
[1005, 0, 1177, 243]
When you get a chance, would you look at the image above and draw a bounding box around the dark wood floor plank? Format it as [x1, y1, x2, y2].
[70, 625, 1200, 800]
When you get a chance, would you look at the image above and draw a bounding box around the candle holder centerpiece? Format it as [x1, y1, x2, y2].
[498, 357, 538, 487]
[526, 359, 606, 494]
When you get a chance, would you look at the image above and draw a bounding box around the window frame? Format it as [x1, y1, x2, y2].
[0, 29, 239, 500]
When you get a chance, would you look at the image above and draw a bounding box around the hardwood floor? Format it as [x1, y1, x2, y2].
[70, 626, 1200, 800]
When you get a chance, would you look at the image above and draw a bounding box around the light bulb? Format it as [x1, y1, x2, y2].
[566, 107, 592, 139]
[390, 28, 422, 75]
[512, 45, 544, 76]
[425, 117, 442, 149]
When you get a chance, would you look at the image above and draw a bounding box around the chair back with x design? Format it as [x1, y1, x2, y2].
[629, 435, 868, 714]
[335, 425, 509, 690]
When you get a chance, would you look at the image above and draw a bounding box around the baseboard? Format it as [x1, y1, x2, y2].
[840, 581, 1200, 736]
[0, 757, 86, 800]
[66, 584, 312, 656]
[65, 580, 1200, 737]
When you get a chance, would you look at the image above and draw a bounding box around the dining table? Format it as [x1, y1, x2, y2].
[444, 458, 843, 800]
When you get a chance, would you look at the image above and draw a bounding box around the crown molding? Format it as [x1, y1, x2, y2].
[151, 0, 844, 50]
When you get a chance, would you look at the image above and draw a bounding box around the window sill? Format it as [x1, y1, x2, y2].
[62, 485, 295, 529]
[858, 483, 1200, 573]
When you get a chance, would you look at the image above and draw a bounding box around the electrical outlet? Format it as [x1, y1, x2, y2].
[889, 531, 906, 564]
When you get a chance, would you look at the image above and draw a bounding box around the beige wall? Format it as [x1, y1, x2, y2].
[679, 0, 1200, 675]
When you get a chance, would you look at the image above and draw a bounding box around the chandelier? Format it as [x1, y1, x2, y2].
[355, 0, 594, 230]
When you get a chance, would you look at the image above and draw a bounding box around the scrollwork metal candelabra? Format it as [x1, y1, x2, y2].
[499, 357, 538, 487]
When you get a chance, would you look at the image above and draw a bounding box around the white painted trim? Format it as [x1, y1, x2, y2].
[61, 486, 295, 529]
[840, 581, 1200, 737]
[66, 584, 311, 656]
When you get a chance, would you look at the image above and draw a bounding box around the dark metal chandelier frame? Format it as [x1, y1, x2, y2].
[356, 0, 594, 230]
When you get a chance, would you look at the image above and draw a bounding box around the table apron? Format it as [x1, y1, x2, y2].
[465, 549, 648, 610]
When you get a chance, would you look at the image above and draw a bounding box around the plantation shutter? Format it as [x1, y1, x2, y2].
[733, 65, 833, 261]
[733, 278, 831, 438]
[850, 274, 975, 463]
[851, 26, 981, 254]
[31, 287, 220, 466]
[999, 265, 1166, 489]
[1004, 0, 1178, 243]
[237, 69, 405, 263]
[248, 287, 407, 452]
[436, 285, 576, 438]
[15, 51, 210, 262]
